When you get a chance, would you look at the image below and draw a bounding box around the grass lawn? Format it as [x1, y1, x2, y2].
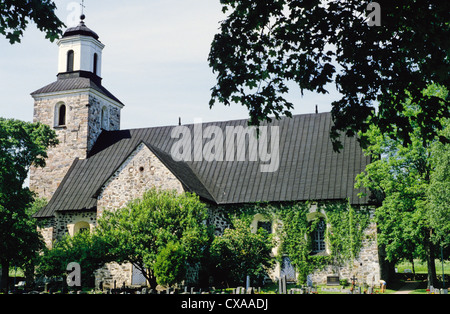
[396, 259, 450, 275]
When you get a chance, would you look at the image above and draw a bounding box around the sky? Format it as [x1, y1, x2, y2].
[0, 0, 339, 130]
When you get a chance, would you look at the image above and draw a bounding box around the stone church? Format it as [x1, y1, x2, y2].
[31, 17, 381, 288]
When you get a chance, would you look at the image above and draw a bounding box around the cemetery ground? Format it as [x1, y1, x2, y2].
[5, 259, 450, 295]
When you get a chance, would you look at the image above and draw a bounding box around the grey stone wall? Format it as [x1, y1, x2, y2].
[206, 204, 381, 287]
[87, 95, 121, 152]
[53, 211, 97, 242]
[207, 206, 231, 236]
[96, 142, 184, 218]
[30, 92, 122, 201]
[30, 91, 122, 202]
[30, 93, 91, 200]
[37, 218, 56, 249]
[308, 222, 380, 286]
[94, 142, 185, 287]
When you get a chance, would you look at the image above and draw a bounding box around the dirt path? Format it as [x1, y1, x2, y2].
[393, 281, 421, 294]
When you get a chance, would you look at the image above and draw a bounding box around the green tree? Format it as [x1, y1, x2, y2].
[355, 85, 449, 287]
[153, 241, 187, 287]
[38, 231, 108, 289]
[0, 118, 58, 291]
[95, 189, 210, 289]
[428, 120, 450, 248]
[210, 217, 274, 287]
[209, 0, 449, 150]
[0, 0, 64, 43]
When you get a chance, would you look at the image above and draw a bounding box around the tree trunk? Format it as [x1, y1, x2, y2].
[410, 258, 416, 281]
[144, 268, 158, 290]
[1, 260, 9, 293]
[425, 229, 438, 288]
[427, 251, 438, 288]
[148, 276, 158, 290]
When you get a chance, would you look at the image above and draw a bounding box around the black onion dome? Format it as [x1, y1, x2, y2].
[62, 17, 99, 40]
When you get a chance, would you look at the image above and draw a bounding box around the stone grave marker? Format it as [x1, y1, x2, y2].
[327, 275, 340, 286]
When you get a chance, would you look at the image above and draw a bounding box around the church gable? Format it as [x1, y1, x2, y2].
[96, 142, 184, 218]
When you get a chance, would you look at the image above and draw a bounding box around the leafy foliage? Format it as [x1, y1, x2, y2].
[323, 202, 371, 264]
[210, 217, 274, 286]
[427, 120, 450, 247]
[355, 84, 449, 286]
[278, 201, 370, 283]
[154, 241, 187, 287]
[209, 0, 450, 150]
[38, 231, 107, 288]
[95, 189, 211, 289]
[0, 118, 58, 290]
[0, 0, 64, 43]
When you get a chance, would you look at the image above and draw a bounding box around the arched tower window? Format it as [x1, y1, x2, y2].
[67, 50, 74, 72]
[56, 103, 67, 127]
[93, 53, 98, 75]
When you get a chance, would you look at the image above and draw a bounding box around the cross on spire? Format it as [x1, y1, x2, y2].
[80, 0, 86, 21]
[80, 0, 85, 15]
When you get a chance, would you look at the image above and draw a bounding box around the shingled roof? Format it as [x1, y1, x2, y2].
[34, 112, 372, 218]
[31, 71, 123, 106]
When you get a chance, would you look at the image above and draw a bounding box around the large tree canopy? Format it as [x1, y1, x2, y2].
[95, 189, 211, 289]
[209, 0, 450, 150]
[0, 118, 58, 291]
[0, 0, 64, 43]
[355, 85, 449, 287]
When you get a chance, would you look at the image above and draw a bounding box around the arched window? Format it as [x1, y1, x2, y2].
[311, 219, 326, 254]
[93, 53, 98, 75]
[257, 221, 272, 234]
[74, 221, 90, 235]
[67, 50, 74, 72]
[251, 214, 272, 234]
[57, 104, 66, 126]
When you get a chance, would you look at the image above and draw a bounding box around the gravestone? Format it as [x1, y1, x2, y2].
[279, 276, 287, 294]
[307, 275, 313, 287]
[278, 277, 282, 294]
[327, 276, 340, 286]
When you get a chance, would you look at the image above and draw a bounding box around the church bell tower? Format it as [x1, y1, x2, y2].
[29, 15, 124, 200]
